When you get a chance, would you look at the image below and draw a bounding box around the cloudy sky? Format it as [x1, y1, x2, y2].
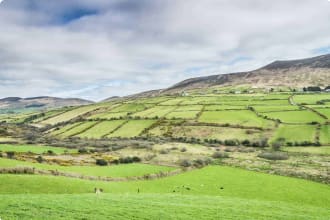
[0, 0, 329, 101]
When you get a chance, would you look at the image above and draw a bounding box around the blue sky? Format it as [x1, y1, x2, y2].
[0, 0, 329, 101]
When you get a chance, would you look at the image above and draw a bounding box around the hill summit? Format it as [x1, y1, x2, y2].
[162, 54, 330, 94]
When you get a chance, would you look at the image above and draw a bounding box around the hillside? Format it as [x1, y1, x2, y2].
[0, 96, 93, 113]
[161, 54, 330, 94]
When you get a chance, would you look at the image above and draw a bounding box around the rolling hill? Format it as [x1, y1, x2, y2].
[128, 54, 330, 97]
[0, 96, 93, 113]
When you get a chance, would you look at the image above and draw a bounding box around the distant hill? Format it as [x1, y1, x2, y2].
[122, 54, 330, 99]
[163, 54, 330, 94]
[0, 96, 93, 113]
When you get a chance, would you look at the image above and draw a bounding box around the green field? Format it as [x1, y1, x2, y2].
[252, 105, 300, 112]
[88, 111, 129, 119]
[199, 110, 272, 127]
[0, 158, 174, 178]
[42, 104, 111, 125]
[0, 166, 329, 219]
[0, 144, 76, 154]
[320, 125, 330, 145]
[107, 120, 155, 138]
[204, 105, 247, 111]
[59, 121, 99, 137]
[315, 108, 330, 119]
[77, 120, 126, 138]
[271, 125, 316, 143]
[51, 122, 83, 136]
[283, 146, 330, 155]
[293, 94, 330, 105]
[166, 111, 199, 119]
[133, 106, 177, 118]
[261, 110, 325, 123]
[149, 125, 263, 141]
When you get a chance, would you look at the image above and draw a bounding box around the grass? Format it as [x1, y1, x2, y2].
[320, 125, 330, 145]
[252, 105, 300, 112]
[111, 103, 148, 112]
[51, 122, 83, 136]
[204, 105, 247, 111]
[59, 121, 99, 138]
[293, 94, 330, 105]
[261, 110, 325, 123]
[0, 144, 76, 154]
[89, 111, 129, 119]
[0, 166, 329, 219]
[166, 111, 199, 119]
[271, 125, 317, 143]
[1, 193, 329, 220]
[315, 108, 330, 119]
[0, 158, 174, 177]
[150, 126, 263, 141]
[133, 106, 177, 118]
[199, 110, 272, 127]
[107, 120, 155, 138]
[283, 146, 330, 155]
[41, 105, 101, 125]
[77, 120, 126, 138]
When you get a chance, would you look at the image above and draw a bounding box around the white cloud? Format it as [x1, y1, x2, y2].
[0, 0, 329, 101]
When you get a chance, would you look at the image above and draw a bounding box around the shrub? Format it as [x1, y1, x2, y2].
[132, 156, 141, 162]
[193, 158, 211, 167]
[180, 159, 192, 167]
[96, 159, 108, 166]
[36, 155, 44, 163]
[180, 147, 187, 152]
[160, 149, 170, 154]
[6, 151, 15, 159]
[212, 152, 229, 159]
[258, 152, 289, 160]
[78, 148, 88, 154]
[224, 139, 239, 146]
[241, 139, 251, 146]
[118, 156, 142, 164]
[271, 140, 283, 151]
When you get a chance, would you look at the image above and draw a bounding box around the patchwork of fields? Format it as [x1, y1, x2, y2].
[21, 92, 329, 146]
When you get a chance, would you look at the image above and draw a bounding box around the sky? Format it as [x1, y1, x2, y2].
[0, 0, 329, 101]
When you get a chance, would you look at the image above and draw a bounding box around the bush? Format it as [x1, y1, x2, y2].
[6, 151, 15, 159]
[224, 139, 239, 146]
[78, 148, 88, 154]
[36, 155, 44, 163]
[96, 159, 108, 166]
[159, 149, 170, 154]
[180, 147, 187, 152]
[180, 159, 192, 167]
[258, 152, 289, 160]
[118, 156, 142, 164]
[271, 141, 282, 151]
[212, 152, 229, 159]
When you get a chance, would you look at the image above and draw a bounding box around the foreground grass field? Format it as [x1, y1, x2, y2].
[0, 166, 329, 219]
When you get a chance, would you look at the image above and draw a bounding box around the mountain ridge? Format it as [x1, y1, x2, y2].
[0, 96, 93, 112]
[128, 53, 330, 97]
